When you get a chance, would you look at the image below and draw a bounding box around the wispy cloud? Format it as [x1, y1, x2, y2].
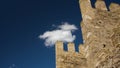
[39, 22, 78, 47]
[58, 23, 77, 31]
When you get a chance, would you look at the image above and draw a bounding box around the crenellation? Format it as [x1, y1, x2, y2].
[55, 0, 120, 68]
[79, 0, 95, 23]
[95, 0, 107, 11]
[55, 41, 83, 53]
[55, 41, 64, 55]
[67, 42, 75, 53]
[109, 3, 120, 12]
[55, 41, 88, 68]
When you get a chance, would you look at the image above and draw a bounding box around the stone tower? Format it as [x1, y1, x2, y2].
[55, 0, 120, 68]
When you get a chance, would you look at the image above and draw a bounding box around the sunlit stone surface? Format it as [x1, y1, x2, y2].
[55, 0, 120, 68]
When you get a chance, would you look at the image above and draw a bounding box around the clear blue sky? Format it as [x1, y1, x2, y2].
[0, 0, 120, 68]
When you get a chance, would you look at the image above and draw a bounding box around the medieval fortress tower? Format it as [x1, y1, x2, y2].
[55, 0, 120, 68]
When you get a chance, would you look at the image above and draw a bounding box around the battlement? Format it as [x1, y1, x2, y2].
[79, 0, 120, 22]
[79, 0, 107, 12]
[55, 0, 120, 68]
[55, 41, 87, 68]
[55, 41, 86, 54]
[79, 0, 107, 22]
[55, 41, 76, 54]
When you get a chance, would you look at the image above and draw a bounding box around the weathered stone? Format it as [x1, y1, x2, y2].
[55, 0, 120, 68]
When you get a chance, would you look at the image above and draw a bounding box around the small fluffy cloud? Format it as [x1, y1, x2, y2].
[39, 22, 78, 46]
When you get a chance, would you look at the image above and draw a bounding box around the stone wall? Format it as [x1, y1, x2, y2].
[55, 0, 120, 68]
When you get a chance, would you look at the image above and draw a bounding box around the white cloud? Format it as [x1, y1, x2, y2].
[39, 22, 78, 46]
[58, 22, 78, 31]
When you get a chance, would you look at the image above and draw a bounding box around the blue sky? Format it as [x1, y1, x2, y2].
[0, 0, 120, 68]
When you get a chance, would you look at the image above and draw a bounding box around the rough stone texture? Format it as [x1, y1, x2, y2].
[55, 0, 120, 68]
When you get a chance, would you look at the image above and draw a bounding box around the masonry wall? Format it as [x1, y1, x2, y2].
[55, 0, 120, 68]
[55, 41, 86, 68]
